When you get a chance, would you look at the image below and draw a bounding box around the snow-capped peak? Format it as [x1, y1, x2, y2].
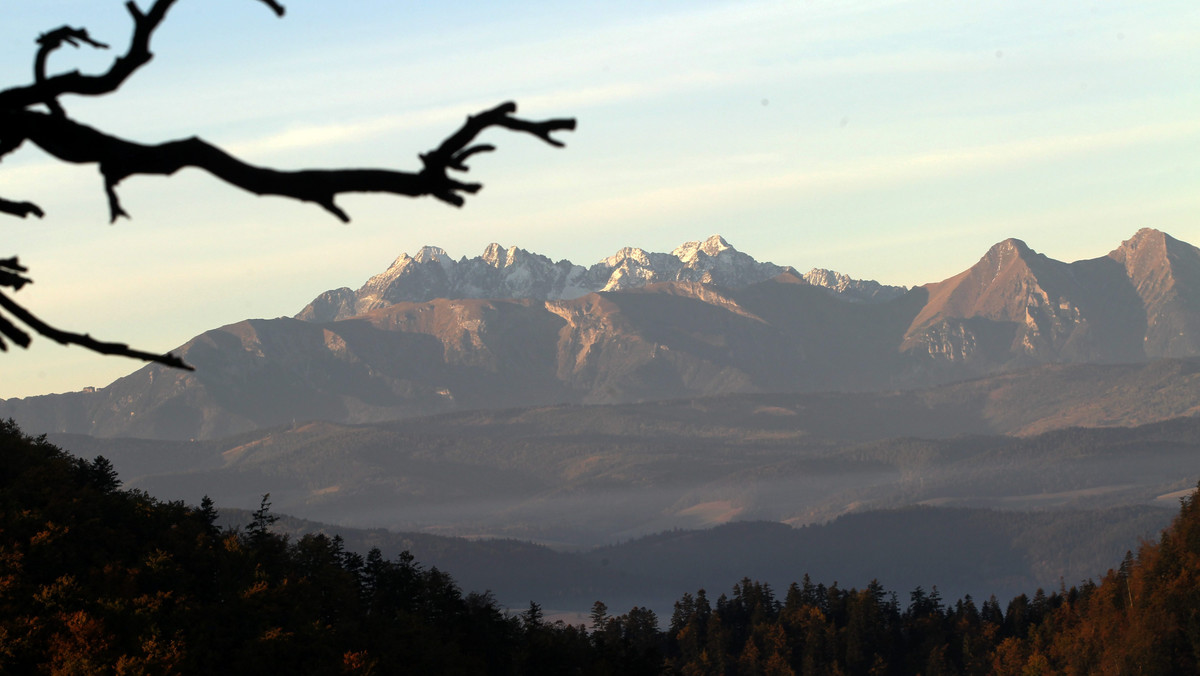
[295, 237, 901, 322]
[412, 246, 450, 264]
[601, 247, 654, 268]
[481, 243, 510, 267]
[672, 235, 734, 263]
[802, 269, 906, 303]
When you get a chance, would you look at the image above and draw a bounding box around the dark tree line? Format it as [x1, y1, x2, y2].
[0, 419, 657, 674]
[5, 417, 1200, 674]
[0, 1, 573, 368]
[657, 498, 1200, 675]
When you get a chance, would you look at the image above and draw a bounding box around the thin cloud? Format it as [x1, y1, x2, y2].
[224, 108, 461, 157]
[225, 82, 656, 158]
[511, 118, 1200, 229]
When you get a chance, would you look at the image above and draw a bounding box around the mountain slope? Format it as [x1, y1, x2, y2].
[1108, 227, 1200, 356]
[6, 229, 1200, 441]
[3, 276, 929, 440]
[47, 379, 1200, 545]
[902, 228, 1200, 373]
[295, 234, 905, 322]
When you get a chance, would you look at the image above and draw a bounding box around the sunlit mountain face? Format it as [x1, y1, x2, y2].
[3, 229, 1199, 441]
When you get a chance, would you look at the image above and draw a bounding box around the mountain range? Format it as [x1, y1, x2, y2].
[3, 228, 1199, 441]
[295, 234, 906, 322]
[8, 228, 1200, 617]
[47, 358, 1200, 546]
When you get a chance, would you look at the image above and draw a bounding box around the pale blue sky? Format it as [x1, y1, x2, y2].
[2, 0, 1198, 398]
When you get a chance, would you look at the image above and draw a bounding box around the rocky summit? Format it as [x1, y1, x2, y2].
[294, 235, 906, 322]
[904, 228, 1200, 369]
[4, 229, 1200, 441]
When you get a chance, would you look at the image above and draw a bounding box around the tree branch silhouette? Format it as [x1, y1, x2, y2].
[0, 258, 189, 368]
[0, 0, 575, 369]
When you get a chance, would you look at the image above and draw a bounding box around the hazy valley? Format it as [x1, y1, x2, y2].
[7, 229, 1200, 616]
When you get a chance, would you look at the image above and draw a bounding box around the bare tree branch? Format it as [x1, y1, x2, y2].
[256, 0, 286, 17]
[0, 256, 188, 366]
[418, 101, 576, 206]
[0, 290, 191, 369]
[0, 256, 33, 291]
[0, 198, 44, 219]
[0, 257, 31, 350]
[2, 1, 280, 112]
[34, 27, 110, 116]
[0, 0, 573, 370]
[0, 1, 174, 112]
[1, 0, 573, 221]
[0, 312, 31, 351]
[11, 102, 575, 222]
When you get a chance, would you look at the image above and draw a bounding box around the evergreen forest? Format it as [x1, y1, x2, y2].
[4, 418, 1200, 675]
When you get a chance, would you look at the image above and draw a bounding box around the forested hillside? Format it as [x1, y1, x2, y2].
[657, 487, 1200, 674]
[0, 421, 649, 674]
[229, 505, 1169, 618]
[4, 420, 1200, 674]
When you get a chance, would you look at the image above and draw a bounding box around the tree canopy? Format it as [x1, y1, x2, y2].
[5, 417, 1200, 673]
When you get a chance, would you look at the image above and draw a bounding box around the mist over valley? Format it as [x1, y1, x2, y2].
[5, 230, 1198, 615]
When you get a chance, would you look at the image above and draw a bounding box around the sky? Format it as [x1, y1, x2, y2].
[1, 0, 1198, 398]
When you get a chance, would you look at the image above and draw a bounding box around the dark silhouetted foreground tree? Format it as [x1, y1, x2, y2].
[0, 0, 574, 369]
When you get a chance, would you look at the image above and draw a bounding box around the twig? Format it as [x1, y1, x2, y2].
[0, 289, 192, 369]
[10, 102, 574, 222]
[0, 198, 44, 219]
[0, 0, 572, 371]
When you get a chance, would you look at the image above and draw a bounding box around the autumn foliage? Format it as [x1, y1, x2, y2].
[657, 493, 1200, 675]
[0, 420, 623, 674]
[4, 418, 1200, 674]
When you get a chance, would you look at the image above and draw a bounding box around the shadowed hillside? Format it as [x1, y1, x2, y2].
[240, 504, 1171, 617]
[7, 229, 1200, 442]
[49, 391, 1200, 545]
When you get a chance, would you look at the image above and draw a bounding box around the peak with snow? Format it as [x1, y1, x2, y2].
[802, 269, 906, 303]
[295, 236, 906, 322]
[672, 234, 733, 262]
[411, 246, 450, 265]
